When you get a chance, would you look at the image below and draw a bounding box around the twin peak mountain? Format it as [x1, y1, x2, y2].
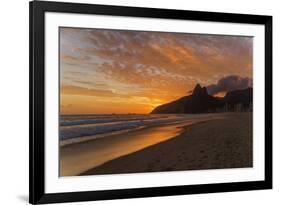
[150, 84, 253, 114]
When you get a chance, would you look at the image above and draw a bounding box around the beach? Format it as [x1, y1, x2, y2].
[80, 112, 252, 176]
[60, 113, 224, 176]
[60, 121, 189, 176]
[58, 27, 254, 178]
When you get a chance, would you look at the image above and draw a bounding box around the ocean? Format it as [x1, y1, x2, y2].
[59, 113, 226, 146]
[60, 114, 192, 145]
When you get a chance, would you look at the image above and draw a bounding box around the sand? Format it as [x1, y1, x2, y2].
[60, 121, 188, 176]
[81, 112, 252, 176]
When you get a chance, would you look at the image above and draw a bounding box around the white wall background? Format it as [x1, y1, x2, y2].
[0, 0, 279, 204]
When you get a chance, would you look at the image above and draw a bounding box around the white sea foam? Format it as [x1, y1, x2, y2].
[60, 113, 227, 144]
[60, 115, 167, 126]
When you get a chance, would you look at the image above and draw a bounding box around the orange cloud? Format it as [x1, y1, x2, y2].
[61, 85, 124, 98]
[60, 27, 253, 114]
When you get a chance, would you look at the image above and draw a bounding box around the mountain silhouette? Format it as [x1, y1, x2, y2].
[150, 84, 252, 114]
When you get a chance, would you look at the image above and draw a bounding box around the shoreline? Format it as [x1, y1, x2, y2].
[81, 112, 252, 176]
[60, 118, 205, 176]
[60, 113, 227, 147]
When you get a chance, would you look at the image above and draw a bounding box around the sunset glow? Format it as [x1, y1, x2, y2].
[60, 28, 253, 114]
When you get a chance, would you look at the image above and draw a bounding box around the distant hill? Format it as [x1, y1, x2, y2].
[150, 84, 252, 114]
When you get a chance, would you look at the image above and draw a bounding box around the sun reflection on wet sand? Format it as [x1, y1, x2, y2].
[60, 121, 197, 176]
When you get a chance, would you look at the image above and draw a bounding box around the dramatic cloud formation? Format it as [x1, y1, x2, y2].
[206, 75, 253, 95]
[60, 27, 253, 114]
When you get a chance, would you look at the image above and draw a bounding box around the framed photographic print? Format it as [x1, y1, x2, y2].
[29, 0, 272, 204]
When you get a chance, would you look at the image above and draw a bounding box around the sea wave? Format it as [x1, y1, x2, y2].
[60, 115, 167, 126]
[60, 115, 191, 141]
[59, 113, 226, 144]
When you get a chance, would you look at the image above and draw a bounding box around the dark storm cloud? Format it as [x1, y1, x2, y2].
[206, 75, 253, 95]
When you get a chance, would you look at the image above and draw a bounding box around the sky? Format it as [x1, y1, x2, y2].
[60, 27, 253, 114]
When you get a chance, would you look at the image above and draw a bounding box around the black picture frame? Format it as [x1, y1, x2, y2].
[29, 1, 272, 204]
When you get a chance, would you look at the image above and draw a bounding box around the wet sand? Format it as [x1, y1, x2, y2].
[60, 120, 203, 176]
[81, 112, 252, 176]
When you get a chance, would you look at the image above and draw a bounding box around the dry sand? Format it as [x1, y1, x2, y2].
[81, 112, 252, 175]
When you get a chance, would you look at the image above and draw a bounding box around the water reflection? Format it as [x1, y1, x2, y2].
[60, 121, 195, 176]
